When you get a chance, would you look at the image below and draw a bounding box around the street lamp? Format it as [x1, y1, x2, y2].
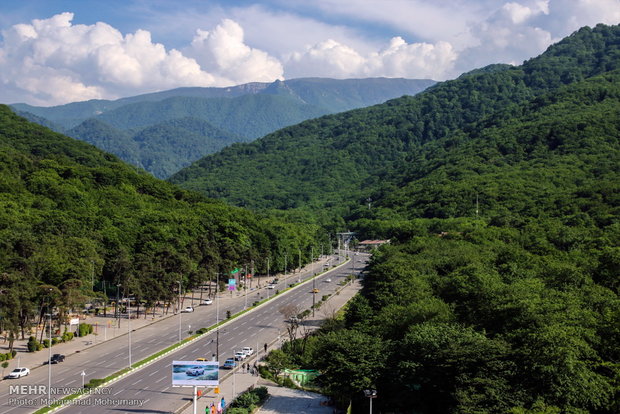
[128, 293, 132, 368]
[46, 310, 52, 406]
[298, 249, 301, 283]
[284, 253, 287, 286]
[177, 281, 182, 342]
[364, 389, 377, 414]
[311, 247, 316, 316]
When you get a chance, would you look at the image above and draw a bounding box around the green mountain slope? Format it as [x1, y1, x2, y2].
[0, 105, 324, 349]
[11, 78, 434, 178]
[169, 24, 620, 219]
[67, 117, 240, 178]
[234, 25, 620, 413]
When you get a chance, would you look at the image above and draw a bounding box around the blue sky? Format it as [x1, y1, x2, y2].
[1, 0, 618, 106]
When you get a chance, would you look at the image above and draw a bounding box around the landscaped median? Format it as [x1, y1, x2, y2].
[33, 257, 351, 414]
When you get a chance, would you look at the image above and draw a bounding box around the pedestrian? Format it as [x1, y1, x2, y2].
[264, 343, 267, 353]
[253, 362, 257, 375]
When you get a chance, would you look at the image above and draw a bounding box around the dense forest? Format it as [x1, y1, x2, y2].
[12, 78, 434, 178]
[173, 24, 620, 413]
[0, 105, 325, 350]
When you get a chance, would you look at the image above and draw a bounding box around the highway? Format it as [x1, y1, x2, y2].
[0, 253, 368, 413]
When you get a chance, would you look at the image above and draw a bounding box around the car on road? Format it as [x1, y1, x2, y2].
[267, 284, 276, 289]
[186, 367, 205, 376]
[196, 357, 207, 361]
[222, 358, 236, 369]
[288, 316, 300, 324]
[312, 288, 320, 293]
[242, 347, 254, 356]
[50, 354, 65, 364]
[8, 367, 29, 379]
[325, 278, 332, 283]
[201, 299, 213, 305]
[182, 306, 194, 313]
[234, 351, 247, 361]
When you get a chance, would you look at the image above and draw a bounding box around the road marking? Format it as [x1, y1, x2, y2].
[155, 376, 165, 383]
[148, 370, 159, 376]
[65, 379, 76, 385]
[131, 379, 142, 386]
[113, 388, 124, 396]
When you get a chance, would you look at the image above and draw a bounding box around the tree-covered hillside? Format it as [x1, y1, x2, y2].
[169, 24, 620, 223]
[12, 78, 434, 178]
[169, 24, 620, 413]
[0, 105, 324, 350]
[67, 117, 239, 178]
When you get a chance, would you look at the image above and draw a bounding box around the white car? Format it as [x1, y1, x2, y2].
[186, 367, 205, 376]
[242, 347, 254, 356]
[8, 367, 30, 379]
[234, 351, 247, 361]
[325, 278, 332, 283]
[202, 299, 213, 305]
[182, 306, 194, 313]
[267, 284, 276, 289]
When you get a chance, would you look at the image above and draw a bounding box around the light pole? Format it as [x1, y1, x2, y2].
[177, 280, 182, 343]
[128, 294, 132, 368]
[298, 249, 301, 283]
[364, 389, 377, 414]
[215, 276, 220, 359]
[311, 247, 316, 316]
[284, 253, 287, 286]
[46, 310, 52, 405]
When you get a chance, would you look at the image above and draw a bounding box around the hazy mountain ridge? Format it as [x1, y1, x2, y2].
[11, 77, 434, 178]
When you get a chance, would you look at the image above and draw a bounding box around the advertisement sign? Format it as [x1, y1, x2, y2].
[172, 361, 219, 387]
[228, 278, 236, 291]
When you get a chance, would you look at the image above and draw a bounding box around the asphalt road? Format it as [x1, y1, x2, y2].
[1, 253, 367, 414]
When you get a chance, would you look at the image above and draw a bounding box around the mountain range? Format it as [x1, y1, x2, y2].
[11, 77, 435, 178]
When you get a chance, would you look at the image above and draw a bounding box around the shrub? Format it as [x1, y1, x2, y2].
[42, 339, 50, 348]
[78, 323, 93, 337]
[11, 350, 16, 358]
[52, 337, 61, 345]
[62, 331, 74, 342]
[27, 336, 40, 352]
[0, 354, 5, 362]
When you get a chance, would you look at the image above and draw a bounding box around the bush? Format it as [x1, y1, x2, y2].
[42, 339, 50, 348]
[27, 336, 40, 352]
[78, 323, 93, 337]
[62, 331, 74, 342]
[85, 378, 105, 389]
[0, 354, 5, 362]
[225, 408, 248, 414]
[52, 337, 61, 345]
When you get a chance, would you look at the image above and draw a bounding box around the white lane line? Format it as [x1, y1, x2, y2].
[148, 370, 159, 376]
[113, 388, 124, 396]
[65, 379, 76, 385]
[155, 376, 166, 383]
[131, 379, 141, 386]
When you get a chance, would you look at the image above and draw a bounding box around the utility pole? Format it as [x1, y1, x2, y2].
[177, 281, 182, 342]
[311, 247, 316, 316]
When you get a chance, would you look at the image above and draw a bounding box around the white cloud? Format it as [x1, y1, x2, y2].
[0, 13, 281, 105]
[184, 19, 283, 85]
[286, 36, 456, 80]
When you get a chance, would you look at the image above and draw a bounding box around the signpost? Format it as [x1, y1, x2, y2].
[172, 360, 219, 414]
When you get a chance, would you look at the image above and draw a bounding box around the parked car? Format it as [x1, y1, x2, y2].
[186, 367, 205, 376]
[242, 347, 254, 356]
[234, 351, 247, 361]
[50, 354, 65, 364]
[288, 316, 300, 324]
[201, 299, 213, 305]
[182, 306, 194, 313]
[312, 288, 320, 293]
[8, 367, 29, 379]
[222, 358, 236, 369]
[267, 284, 276, 289]
[325, 278, 332, 283]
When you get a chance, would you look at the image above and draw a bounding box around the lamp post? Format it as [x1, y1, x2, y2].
[46, 310, 52, 405]
[298, 249, 301, 283]
[364, 389, 377, 414]
[177, 280, 182, 342]
[128, 294, 132, 368]
[311, 247, 316, 316]
[284, 253, 287, 286]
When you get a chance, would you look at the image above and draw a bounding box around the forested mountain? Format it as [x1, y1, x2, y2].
[10, 78, 434, 178]
[0, 105, 324, 350]
[170, 24, 620, 221]
[171, 24, 620, 413]
[66, 117, 239, 178]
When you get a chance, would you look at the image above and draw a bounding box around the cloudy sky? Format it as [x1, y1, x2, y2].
[1, 0, 618, 106]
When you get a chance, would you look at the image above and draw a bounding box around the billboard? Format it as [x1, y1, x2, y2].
[172, 361, 219, 386]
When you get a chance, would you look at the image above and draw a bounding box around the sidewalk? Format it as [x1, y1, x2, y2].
[178, 278, 362, 414]
[0, 255, 338, 381]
